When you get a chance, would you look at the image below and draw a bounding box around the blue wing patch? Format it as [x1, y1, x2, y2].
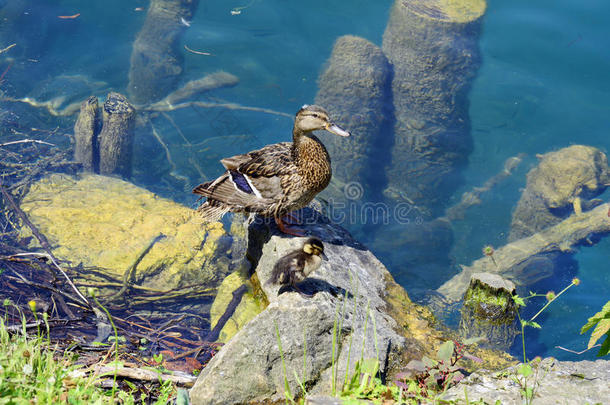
[229, 170, 254, 194]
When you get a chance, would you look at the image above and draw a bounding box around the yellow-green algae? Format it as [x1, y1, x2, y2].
[209, 270, 266, 343]
[18, 173, 228, 291]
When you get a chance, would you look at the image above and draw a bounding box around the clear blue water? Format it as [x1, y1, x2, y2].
[2, 0, 609, 361]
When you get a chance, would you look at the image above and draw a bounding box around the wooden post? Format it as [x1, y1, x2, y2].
[382, 0, 486, 218]
[99, 93, 136, 178]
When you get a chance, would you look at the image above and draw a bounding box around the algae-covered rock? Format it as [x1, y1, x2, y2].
[315, 35, 393, 203]
[381, 0, 485, 217]
[509, 145, 609, 241]
[208, 270, 265, 343]
[18, 173, 234, 292]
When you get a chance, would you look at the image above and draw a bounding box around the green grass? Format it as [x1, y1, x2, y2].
[0, 305, 176, 404]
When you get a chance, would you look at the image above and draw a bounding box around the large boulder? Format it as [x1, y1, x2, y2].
[18, 173, 238, 295]
[190, 209, 513, 404]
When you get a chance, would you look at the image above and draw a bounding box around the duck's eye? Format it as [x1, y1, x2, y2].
[312, 113, 319, 118]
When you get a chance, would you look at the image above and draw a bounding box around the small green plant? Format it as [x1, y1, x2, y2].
[580, 300, 610, 357]
[394, 339, 481, 401]
[511, 278, 579, 404]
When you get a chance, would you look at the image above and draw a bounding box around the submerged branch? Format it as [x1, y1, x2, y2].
[437, 202, 610, 302]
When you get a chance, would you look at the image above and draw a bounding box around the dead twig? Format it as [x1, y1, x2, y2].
[142, 100, 292, 118]
[91, 364, 197, 387]
[0, 186, 91, 308]
[0, 139, 56, 148]
[184, 44, 212, 56]
[107, 233, 166, 303]
[0, 43, 16, 55]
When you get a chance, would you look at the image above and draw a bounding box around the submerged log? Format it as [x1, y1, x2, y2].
[315, 35, 393, 203]
[73, 96, 101, 172]
[381, 0, 486, 217]
[458, 273, 517, 351]
[437, 202, 610, 302]
[128, 0, 200, 104]
[99, 93, 136, 178]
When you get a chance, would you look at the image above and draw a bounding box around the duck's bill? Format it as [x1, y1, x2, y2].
[326, 123, 350, 137]
[320, 251, 328, 260]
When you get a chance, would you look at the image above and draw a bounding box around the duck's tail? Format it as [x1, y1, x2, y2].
[196, 200, 231, 223]
[193, 175, 232, 222]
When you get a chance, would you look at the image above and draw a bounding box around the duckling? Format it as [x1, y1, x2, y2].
[267, 238, 326, 295]
[193, 105, 350, 235]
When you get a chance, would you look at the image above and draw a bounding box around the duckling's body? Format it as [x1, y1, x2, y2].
[193, 105, 349, 234]
[268, 238, 326, 294]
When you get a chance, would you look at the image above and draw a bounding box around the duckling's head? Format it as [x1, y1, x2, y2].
[302, 237, 325, 257]
[295, 105, 350, 137]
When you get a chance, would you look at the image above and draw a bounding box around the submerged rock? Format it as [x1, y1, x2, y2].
[189, 209, 513, 404]
[381, 0, 485, 217]
[509, 145, 609, 241]
[18, 174, 236, 295]
[315, 35, 393, 203]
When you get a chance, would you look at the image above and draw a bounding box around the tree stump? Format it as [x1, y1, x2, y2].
[459, 273, 517, 351]
[73, 96, 101, 172]
[128, 0, 200, 104]
[315, 35, 393, 204]
[99, 93, 136, 178]
[382, 0, 486, 217]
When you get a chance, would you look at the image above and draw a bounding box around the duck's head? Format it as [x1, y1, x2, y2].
[302, 237, 326, 259]
[295, 105, 350, 137]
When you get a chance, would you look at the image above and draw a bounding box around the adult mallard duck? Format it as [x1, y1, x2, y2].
[193, 105, 350, 234]
[267, 238, 326, 295]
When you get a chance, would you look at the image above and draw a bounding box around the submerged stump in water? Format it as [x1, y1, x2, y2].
[459, 273, 517, 351]
[315, 35, 393, 203]
[128, 0, 200, 104]
[99, 93, 136, 178]
[382, 0, 485, 217]
[73, 93, 136, 179]
[73, 96, 101, 172]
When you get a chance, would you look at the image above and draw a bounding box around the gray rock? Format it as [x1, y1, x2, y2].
[442, 358, 610, 405]
[190, 209, 432, 404]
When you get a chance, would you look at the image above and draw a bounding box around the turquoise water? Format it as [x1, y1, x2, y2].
[2, 0, 609, 361]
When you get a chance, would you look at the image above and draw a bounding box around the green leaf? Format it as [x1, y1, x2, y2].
[462, 336, 485, 345]
[513, 295, 526, 307]
[437, 341, 455, 363]
[581, 301, 610, 333]
[360, 358, 379, 376]
[518, 363, 532, 377]
[597, 331, 610, 357]
[422, 356, 437, 369]
[588, 319, 610, 349]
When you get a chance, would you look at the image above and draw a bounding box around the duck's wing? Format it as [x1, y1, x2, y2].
[221, 142, 294, 177]
[193, 142, 295, 213]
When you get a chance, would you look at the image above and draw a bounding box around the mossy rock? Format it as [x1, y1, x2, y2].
[209, 271, 266, 343]
[18, 173, 235, 291]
